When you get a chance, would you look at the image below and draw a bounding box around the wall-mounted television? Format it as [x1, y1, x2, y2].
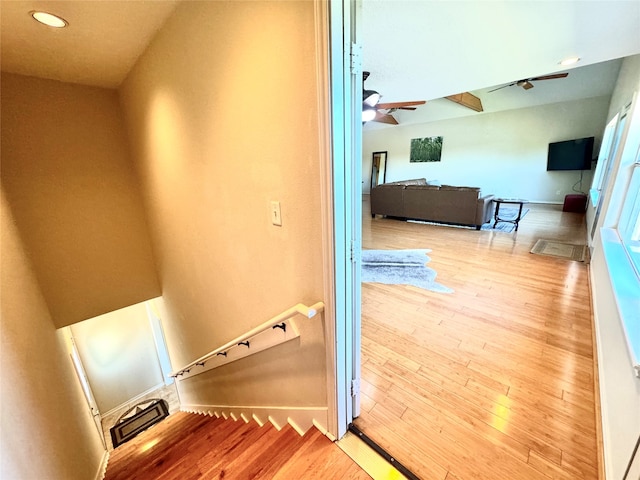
[547, 136, 594, 171]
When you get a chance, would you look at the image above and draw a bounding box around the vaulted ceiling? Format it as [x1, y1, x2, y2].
[362, 1, 640, 127]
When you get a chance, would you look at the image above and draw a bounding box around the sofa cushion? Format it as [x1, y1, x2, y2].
[440, 185, 480, 194]
[404, 185, 440, 191]
[385, 178, 427, 186]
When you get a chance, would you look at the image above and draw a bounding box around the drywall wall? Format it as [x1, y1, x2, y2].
[70, 302, 164, 413]
[0, 73, 160, 327]
[119, 1, 328, 411]
[607, 55, 640, 120]
[362, 96, 610, 202]
[589, 54, 640, 479]
[0, 189, 105, 479]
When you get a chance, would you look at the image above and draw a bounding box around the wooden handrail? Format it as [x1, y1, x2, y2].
[169, 302, 324, 378]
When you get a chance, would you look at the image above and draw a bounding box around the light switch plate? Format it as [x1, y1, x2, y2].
[270, 201, 282, 226]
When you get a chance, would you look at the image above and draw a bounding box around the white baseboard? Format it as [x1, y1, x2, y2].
[101, 382, 165, 418]
[94, 450, 109, 480]
[181, 403, 328, 437]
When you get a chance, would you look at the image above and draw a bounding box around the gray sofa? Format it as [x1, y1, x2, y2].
[371, 178, 495, 230]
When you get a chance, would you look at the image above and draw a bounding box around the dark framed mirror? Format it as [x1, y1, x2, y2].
[371, 151, 387, 190]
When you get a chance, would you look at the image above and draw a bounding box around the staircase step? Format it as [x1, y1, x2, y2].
[104, 411, 371, 480]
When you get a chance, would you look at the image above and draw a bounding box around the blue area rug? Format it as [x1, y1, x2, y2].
[361, 249, 453, 294]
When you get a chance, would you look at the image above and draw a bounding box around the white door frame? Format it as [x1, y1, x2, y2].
[64, 328, 107, 448]
[327, 0, 362, 439]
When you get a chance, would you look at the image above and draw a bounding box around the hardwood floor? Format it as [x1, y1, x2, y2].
[355, 199, 598, 480]
[104, 411, 371, 480]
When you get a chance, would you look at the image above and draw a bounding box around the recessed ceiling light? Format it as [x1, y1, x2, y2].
[559, 56, 580, 66]
[30, 11, 68, 28]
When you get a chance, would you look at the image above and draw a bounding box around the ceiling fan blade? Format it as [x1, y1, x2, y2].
[399, 107, 417, 110]
[376, 100, 426, 110]
[373, 112, 399, 125]
[529, 73, 569, 81]
[488, 82, 516, 93]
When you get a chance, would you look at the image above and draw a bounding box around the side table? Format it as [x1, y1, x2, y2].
[493, 198, 528, 232]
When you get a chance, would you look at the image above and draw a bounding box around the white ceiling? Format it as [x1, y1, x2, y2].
[362, 0, 640, 128]
[368, 57, 624, 128]
[1, 1, 639, 107]
[1, 0, 179, 88]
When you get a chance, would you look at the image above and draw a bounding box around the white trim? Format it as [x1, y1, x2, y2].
[327, 0, 364, 442]
[313, 0, 338, 440]
[600, 228, 640, 376]
[181, 403, 328, 437]
[93, 451, 109, 480]
[146, 300, 174, 386]
[313, 418, 336, 441]
[349, 0, 364, 420]
[63, 328, 106, 449]
[101, 382, 165, 418]
[337, 431, 405, 480]
[588, 275, 610, 478]
[328, 0, 351, 441]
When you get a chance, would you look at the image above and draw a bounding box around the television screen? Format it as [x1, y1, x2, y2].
[547, 137, 594, 171]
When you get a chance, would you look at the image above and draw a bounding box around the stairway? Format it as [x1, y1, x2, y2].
[104, 411, 371, 480]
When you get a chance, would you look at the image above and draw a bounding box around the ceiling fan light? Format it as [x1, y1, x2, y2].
[30, 10, 68, 28]
[363, 90, 380, 107]
[362, 106, 377, 122]
[560, 56, 580, 66]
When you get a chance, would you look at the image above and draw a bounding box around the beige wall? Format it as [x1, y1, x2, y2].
[71, 302, 164, 413]
[1, 189, 105, 479]
[1, 73, 160, 327]
[119, 1, 328, 408]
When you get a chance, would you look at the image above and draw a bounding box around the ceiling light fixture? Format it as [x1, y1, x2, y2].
[362, 71, 381, 122]
[362, 106, 377, 123]
[559, 56, 580, 66]
[30, 11, 68, 28]
[363, 89, 381, 107]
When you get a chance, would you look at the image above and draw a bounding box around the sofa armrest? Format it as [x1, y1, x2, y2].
[475, 194, 495, 225]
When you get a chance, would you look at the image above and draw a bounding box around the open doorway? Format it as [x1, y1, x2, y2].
[63, 298, 179, 450]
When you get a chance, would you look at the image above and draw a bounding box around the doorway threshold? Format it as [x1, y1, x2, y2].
[337, 424, 421, 480]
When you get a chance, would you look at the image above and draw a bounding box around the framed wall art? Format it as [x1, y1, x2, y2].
[410, 136, 443, 162]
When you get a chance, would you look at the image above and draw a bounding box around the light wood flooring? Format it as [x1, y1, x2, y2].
[104, 411, 371, 480]
[355, 199, 598, 480]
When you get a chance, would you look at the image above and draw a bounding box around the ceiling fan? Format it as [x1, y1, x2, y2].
[488, 73, 569, 92]
[362, 71, 426, 125]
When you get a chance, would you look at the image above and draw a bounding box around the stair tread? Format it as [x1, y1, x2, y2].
[104, 411, 371, 480]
